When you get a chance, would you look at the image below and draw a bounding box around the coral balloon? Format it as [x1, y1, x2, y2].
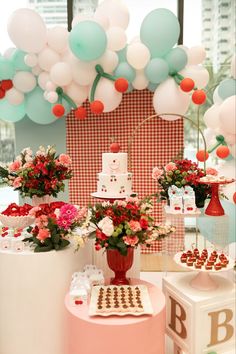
[192, 90, 206, 105]
[1, 80, 13, 91]
[74, 106, 87, 120]
[233, 192, 236, 204]
[216, 146, 230, 159]
[114, 78, 129, 93]
[90, 100, 104, 115]
[180, 78, 195, 92]
[52, 104, 65, 118]
[196, 150, 209, 162]
[0, 89, 5, 99]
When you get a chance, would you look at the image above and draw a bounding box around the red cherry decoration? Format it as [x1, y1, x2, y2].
[0, 88, 5, 99]
[180, 78, 195, 92]
[90, 100, 104, 115]
[74, 106, 87, 120]
[110, 142, 120, 153]
[52, 104, 65, 118]
[233, 192, 236, 204]
[192, 90, 206, 105]
[1, 80, 13, 91]
[196, 150, 209, 162]
[216, 145, 230, 159]
[114, 78, 129, 93]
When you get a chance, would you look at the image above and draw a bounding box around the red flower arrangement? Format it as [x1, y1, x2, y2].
[89, 197, 176, 256]
[0, 146, 72, 198]
[152, 159, 212, 207]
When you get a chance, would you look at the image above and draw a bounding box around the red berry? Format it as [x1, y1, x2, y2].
[74, 106, 87, 120]
[1, 80, 13, 91]
[192, 90, 206, 105]
[114, 78, 129, 93]
[90, 100, 104, 115]
[180, 78, 195, 92]
[52, 104, 65, 117]
[216, 146, 230, 159]
[110, 142, 120, 153]
[95, 243, 102, 251]
[75, 299, 83, 305]
[233, 192, 236, 204]
[196, 150, 209, 162]
[0, 88, 5, 99]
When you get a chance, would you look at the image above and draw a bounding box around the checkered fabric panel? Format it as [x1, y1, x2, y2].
[67, 89, 184, 254]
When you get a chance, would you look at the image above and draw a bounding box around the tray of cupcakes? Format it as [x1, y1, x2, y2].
[174, 248, 235, 272]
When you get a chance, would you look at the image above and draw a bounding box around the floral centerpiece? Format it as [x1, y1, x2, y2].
[0, 145, 72, 198]
[89, 196, 175, 255]
[24, 202, 89, 252]
[152, 159, 217, 208]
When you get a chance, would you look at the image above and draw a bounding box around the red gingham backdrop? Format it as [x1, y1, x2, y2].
[67, 89, 184, 254]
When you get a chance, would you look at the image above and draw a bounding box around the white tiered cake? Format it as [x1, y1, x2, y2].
[92, 143, 133, 198]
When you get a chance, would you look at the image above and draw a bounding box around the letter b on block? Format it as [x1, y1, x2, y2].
[169, 296, 187, 339]
[208, 309, 234, 347]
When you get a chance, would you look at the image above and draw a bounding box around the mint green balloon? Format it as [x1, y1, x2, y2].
[218, 78, 236, 100]
[117, 47, 127, 62]
[115, 62, 135, 82]
[145, 58, 169, 84]
[11, 49, 30, 71]
[0, 57, 15, 80]
[69, 21, 107, 62]
[165, 47, 188, 74]
[0, 99, 25, 122]
[25, 86, 57, 124]
[147, 82, 159, 92]
[140, 9, 180, 57]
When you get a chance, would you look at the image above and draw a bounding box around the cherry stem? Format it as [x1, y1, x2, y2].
[55, 86, 77, 109]
[208, 135, 226, 153]
[90, 64, 118, 102]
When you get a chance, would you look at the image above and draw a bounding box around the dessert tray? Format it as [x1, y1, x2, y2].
[164, 206, 201, 217]
[89, 285, 153, 317]
[91, 192, 129, 199]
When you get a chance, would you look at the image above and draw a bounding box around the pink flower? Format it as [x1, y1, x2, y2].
[206, 167, 218, 176]
[152, 167, 163, 180]
[98, 216, 114, 236]
[58, 154, 72, 166]
[57, 216, 72, 230]
[125, 196, 139, 204]
[8, 160, 22, 172]
[123, 235, 139, 246]
[35, 215, 48, 228]
[37, 228, 50, 242]
[60, 204, 77, 220]
[164, 162, 177, 172]
[13, 177, 23, 188]
[129, 220, 141, 232]
[23, 162, 33, 168]
[28, 207, 41, 217]
[76, 206, 87, 220]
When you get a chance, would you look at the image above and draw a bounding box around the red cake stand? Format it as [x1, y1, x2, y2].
[198, 179, 235, 216]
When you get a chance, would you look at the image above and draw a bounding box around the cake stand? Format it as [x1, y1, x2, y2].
[174, 251, 235, 291]
[198, 179, 235, 216]
[91, 192, 137, 203]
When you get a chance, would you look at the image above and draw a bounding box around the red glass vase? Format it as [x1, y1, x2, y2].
[106, 248, 134, 285]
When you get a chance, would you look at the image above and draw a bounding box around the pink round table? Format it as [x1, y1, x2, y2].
[65, 278, 166, 354]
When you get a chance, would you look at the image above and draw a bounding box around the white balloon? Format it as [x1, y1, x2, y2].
[95, 0, 129, 29]
[3, 47, 16, 59]
[24, 53, 38, 67]
[132, 70, 148, 90]
[31, 65, 42, 76]
[71, 14, 93, 28]
[203, 104, 220, 129]
[13, 71, 37, 93]
[230, 144, 236, 158]
[217, 161, 236, 202]
[50, 62, 72, 86]
[38, 47, 60, 71]
[71, 58, 97, 86]
[45, 81, 56, 91]
[47, 26, 68, 54]
[98, 50, 119, 73]
[46, 91, 58, 104]
[204, 128, 216, 146]
[129, 36, 140, 44]
[230, 54, 236, 79]
[65, 82, 89, 105]
[187, 46, 206, 65]
[219, 95, 236, 135]
[7, 8, 47, 53]
[38, 71, 50, 90]
[5, 88, 24, 105]
[94, 77, 122, 112]
[153, 78, 191, 120]
[106, 27, 127, 51]
[225, 133, 236, 146]
[213, 86, 223, 104]
[127, 43, 150, 70]
[43, 91, 49, 100]
[93, 12, 109, 30]
[180, 65, 209, 89]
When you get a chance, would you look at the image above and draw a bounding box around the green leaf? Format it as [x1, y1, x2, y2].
[34, 245, 53, 252]
[60, 239, 70, 249]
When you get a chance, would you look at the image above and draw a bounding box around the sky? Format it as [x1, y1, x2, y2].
[0, 0, 202, 54]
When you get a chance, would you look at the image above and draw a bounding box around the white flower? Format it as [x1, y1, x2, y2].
[101, 201, 111, 208]
[24, 155, 33, 162]
[36, 146, 46, 156]
[98, 216, 114, 236]
[22, 147, 32, 156]
[140, 202, 153, 214]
